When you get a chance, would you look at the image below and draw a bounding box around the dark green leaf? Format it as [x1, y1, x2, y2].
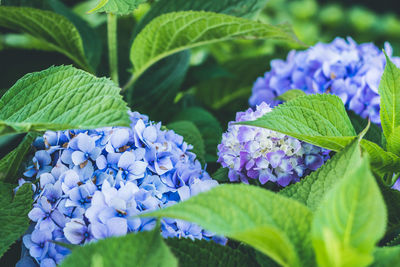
[165, 238, 259, 267]
[172, 107, 222, 162]
[167, 120, 206, 165]
[0, 133, 38, 182]
[211, 167, 229, 183]
[371, 246, 400, 267]
[0, 182, 33, 257]
[0, 65, 130, 136]
[347, 110, 382, 146]
[60, 229, 177, 267]
[0, 6, 91, 71]
[361, 140, 400, 175]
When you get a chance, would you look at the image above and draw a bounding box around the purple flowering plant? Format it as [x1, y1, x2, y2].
[0, 0, 400, 267]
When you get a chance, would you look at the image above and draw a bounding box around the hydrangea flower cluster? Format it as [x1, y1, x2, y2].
[249, 37, 400, 124]
[18, 111, 222, 267]
[218, 102, 330, 186]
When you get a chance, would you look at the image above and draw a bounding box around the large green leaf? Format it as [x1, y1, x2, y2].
[172, 107, 223, 162]
[241, 94, 357, 151]
[142, 184, 314, 267]
[387, 127, 400, 156]
[276, 89, 307, 102]
[88, 0, 145, 15]
[379, 54, 400, 153]
[0, 65, 129, 136]
[0, 6, 91, 71]
[0, 182, 33, 257]
[311, 158, 387, 267]
[60, 229, 177, 267]
[371, 246, 400, 267]
[130, 11, 303, 82]
[0, 133, 38, 182]
[136, 0, 269, 32]
[165, 238, 259, 267]
[167, 120, 206, 165]
[280, 138, 361, 211]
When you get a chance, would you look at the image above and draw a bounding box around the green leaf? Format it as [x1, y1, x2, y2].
[0, 133, 38, 182]
[211, 167, 229, 183]
[0, 65, 129, 136]
[379, 53, 400, 153]
[241, 94, 357, 151]
[60, 229, 177, 267]
[136, 0, 269, 32]
[0, 6, 91, 71]
[142, 184, 314, 267]
[130, 11, 303, 81]
[276, 89, 307, 102]
[361, 140, 400, 174]
[0, 182, 33, 257]
[280, 138, 361, 211]
[165, 238, 259, 267]
[375, 177, 400, 235]
[172, 107, 222, 162]
[387, 126, 400, 155]
[311, 158, 387, 267]
[89, 0, 145, 15]
[371, 246, 400, 267]
[125, 51, 190, 121]
[167, 120, 206, 165]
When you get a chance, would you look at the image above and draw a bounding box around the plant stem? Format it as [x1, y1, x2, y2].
[121, 74, 135, 92]
[107, 13, 119, 85]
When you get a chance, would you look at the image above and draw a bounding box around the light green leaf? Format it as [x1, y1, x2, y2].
[60, 229, 177, 267]
[130, 11, 304, 82]
[387, 126, 400, 155]
[280, 138, 361, 211]
[276, 89, 307, 102]
[312, 158, 387, 267]
[241, 94, 357, 151]
[0, 65, 129, 136]
[0, 182, 33, 257]
[379, 53, 400, 152]
[172, 107, 222, 162]
[371, 246, 400, 267]
[167, 120, 206, 165]
[0, 133, 38, 182]
[89, 0, 145, 15]
[165, 238, 259, 267]
[0, 6, 91, 71]
[361, 139, 400, 174]
[142, 184, 314, 267]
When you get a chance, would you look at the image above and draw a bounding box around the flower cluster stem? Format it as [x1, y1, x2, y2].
[108, 13, 119, 85]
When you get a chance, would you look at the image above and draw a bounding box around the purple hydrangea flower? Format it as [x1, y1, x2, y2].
[18, 111, 223, 266]
[249, 37, 400, 124]
[218, 102, 329, 186]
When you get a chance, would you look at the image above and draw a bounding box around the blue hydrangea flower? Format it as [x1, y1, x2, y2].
[218, 102, 329, 186]
[18, 111, 223, 266]
[249, 37, 400, 124]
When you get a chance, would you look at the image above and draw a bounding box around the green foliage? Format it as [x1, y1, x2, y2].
[0, 133, 38, 182]
[130, 11, 303, 81]
[280, 138, 361, 211]
[371, 246, 400, 267]
[0, 6, 91, 71]
[172, 107, 223, 162]
[89, 0, 145, 15]
[379, 53, 400, 154]
[165, 238, 259, 267]
[60, 229, 178, 267]
[0, 182, 33, 257]
[167, 120, 206, 165]
[0, 65, 130, 136]
[276, 89, 306, 102]
[241, 94, 357, 151]
[347, 110, 382, 146]
[211, 167, 229, 182]
[311, 158, 387, 267]
[143, 184, 314, 267]
[360, 140, 400, 174]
